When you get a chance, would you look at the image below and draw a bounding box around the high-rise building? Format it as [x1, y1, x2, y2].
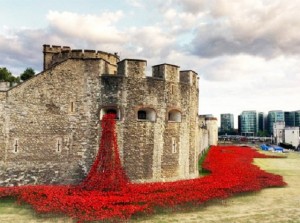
[267, 110, 284, 135]
[238, 115, 241, 134]
[295, 111, 300, 127]
[284, 111, 295, 127]
[240, 111, 257, 136]
[220, 113, 234, 133]
[258, 112, 265, 132]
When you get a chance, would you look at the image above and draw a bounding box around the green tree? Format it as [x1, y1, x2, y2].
[257, 130, 268, 137]
[0, 67, 12, 81]
[20, 67, 35, 81]
[8, 75, 20, 84]
[0, 67, 20, 85]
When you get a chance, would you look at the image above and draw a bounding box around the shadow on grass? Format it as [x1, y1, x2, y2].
[198, 147, 212, 176]
[0, 197, 73, 223]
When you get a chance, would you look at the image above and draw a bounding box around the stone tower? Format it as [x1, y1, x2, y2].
[0, 44, 217, 186]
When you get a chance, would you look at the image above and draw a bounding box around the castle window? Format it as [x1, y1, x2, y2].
[172, 137, 177, 153]
[106, 109, 117, 115]
[57, 139, 62, 153]
[69, 101, 75, 114]
[137, 108, 156, 122]
[100, 107, 120, 120]
[138, 110, 147, 120]
[70, 102, 74, 112]
[13, 139, 19, 153]
[168, 110, 182, 122]
[171, 84, 175, 94]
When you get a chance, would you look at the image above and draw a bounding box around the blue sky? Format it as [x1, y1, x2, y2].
[1, 0, 300, 127]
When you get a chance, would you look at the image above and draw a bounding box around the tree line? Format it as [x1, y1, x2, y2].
[0, 67, 36, 85]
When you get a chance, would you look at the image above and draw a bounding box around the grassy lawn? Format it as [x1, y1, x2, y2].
[0, 197, 73, 223]
[132, 150, 300, 223]
[1, 150, 300, 223]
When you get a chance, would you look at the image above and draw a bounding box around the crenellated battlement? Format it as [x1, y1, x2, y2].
[42, 44, 198, 86]
[116, 59, 197, 85]
[43, 44, 120, 70]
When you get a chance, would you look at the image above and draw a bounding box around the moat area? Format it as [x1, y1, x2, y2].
[134, 150, 300, 223]
[0, 148, 299, 223]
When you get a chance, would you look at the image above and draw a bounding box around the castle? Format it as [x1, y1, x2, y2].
[0, 45, 218, 186]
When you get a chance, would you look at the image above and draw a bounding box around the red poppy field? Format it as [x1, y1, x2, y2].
[0, 115, 287, 223]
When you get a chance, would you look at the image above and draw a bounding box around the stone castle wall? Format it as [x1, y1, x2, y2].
[0, 91, 7, 163]
[0, 59, 107, 185]
[205, 118, 219, 146]
[0, 45, 216, 186]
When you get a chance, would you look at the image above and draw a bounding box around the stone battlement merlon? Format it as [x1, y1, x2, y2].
[152, 63, 180, 82]
[117, 59, 147, 78]
[180, 70, 198, 87]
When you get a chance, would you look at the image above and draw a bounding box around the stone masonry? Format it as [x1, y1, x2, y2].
[0, 44, 218, 186]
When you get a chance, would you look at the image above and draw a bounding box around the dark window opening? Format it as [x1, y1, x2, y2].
[172, 137, 177, 153]
[106, 109, 117, 115]
[100, 107, 120, 120]
[138, 110, 147, 120]
[57, 139, 61, 152]
[14, 140, 18, 153]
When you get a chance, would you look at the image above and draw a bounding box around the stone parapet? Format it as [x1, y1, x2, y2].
[43, 44, 119, 70]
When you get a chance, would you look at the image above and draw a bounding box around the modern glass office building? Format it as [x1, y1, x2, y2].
[240, 111, 257, 136]
[296, 111, 300, 126]
[285, 111, 295, 127]
[267, 110, 284, 135]
[258, 112, 265, 132]
[285, 111, 300, 127]
[220, 113, 234, 133]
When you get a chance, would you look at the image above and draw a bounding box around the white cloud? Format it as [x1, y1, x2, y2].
[126, 26, 177, 58]
[189, 0, 300, 58]
[126, 0, 144, 8]
[47, 11, 126, 44]
[175, 0, 207, 14]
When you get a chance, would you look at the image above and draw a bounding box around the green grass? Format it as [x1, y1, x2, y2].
[198, 146, 211, 175]
[0, 197, 73, 223]
[0, 197, 19, 213]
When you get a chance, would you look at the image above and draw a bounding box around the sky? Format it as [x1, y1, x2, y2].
[1, 0, 300, 127]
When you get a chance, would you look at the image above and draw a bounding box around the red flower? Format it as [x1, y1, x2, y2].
[0, 114, 287, 222]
